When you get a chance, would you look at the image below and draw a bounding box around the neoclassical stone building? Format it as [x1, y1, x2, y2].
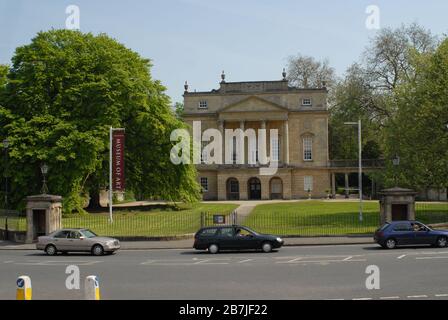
[183, 72, 333, 200]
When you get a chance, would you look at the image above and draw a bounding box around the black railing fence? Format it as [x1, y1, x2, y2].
[1, 202, 447, 239]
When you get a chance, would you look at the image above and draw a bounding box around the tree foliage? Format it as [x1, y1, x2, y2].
[382, 39, 448, 189]
[286, 53, 336, 89]
[0, 29, 200, 212]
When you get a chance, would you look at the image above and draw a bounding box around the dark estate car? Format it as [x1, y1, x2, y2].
[374, 221, 448, 249]
[194, 225, 284, 253]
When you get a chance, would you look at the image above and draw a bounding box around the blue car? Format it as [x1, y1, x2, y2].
[374, 221, 448, 249]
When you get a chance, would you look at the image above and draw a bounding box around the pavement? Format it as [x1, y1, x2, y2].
[0, 236, 374, 250]
[1, 244, 448, 300]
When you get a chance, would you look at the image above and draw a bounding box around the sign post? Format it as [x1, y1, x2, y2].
[109, 127, 125, 223]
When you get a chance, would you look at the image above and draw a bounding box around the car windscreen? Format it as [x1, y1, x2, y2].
[81, 229, 97, 238]
[378, 223, 390, 232]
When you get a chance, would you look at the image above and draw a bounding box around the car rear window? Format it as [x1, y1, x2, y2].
[199, 228, 218, 237]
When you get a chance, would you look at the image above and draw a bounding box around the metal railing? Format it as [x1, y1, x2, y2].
[1, 202, 447, 239]
[330, 159, 385, 168]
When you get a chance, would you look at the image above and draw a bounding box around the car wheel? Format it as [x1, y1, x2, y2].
[385, 238, 397, 249]
[45, 244, 57, 256]
[262, 242, 273, 253]
[92, 244, 104, 256]
[208, 244, 219, 254]
[437, 236, 447, 248]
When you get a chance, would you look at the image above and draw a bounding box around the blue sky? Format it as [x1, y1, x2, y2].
[1, 0, 448, 103]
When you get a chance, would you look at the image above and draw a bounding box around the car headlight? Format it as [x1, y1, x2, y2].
[276, 237, 283, 242]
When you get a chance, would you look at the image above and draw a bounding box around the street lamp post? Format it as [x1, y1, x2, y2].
[2, 139, 9, 240]
[344, 120, 363, 222]
[393, 155, 400, 187]
[40, 163, 49, 195]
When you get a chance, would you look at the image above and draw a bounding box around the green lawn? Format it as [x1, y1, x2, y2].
[244, 201, 448, 237]
[62, 203, 238, 237]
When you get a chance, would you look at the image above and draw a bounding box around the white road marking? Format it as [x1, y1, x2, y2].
[397, 255, 406, 259]
[352, 298, 372, 300]
[343, 256, 353, 261]
[435, 294, 448, 297]
[238, 259, 253, 264]
[16, 260, 102, 266]
[287, 257, 303, 263]
[194, 259, 209, 264]
[407, 295, 428, 299]
[380, 296, 400, 300]
[3, 260, 13, 263]
[416, 256, 448, 260]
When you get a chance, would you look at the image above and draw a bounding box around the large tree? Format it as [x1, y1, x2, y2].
[382, 39, 448, 191]
[0, 29, 200, 212]
[286, 53, 336, 89]
[329, 23, 438, 161]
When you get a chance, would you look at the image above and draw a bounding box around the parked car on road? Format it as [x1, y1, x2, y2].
[374, 221, 448, 249]
[193, 225, 284, 253]
[36, 228, 120, 256]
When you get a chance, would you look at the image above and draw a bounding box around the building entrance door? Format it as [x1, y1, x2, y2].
[32, 209, 46, 239]
[248, 178, 261, 200]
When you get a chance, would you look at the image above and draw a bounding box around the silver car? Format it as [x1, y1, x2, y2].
[36, 228, 120, 256]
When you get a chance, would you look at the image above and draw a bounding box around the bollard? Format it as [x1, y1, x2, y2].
[85, 275, 100, 300]
[16, 276, 32, 300]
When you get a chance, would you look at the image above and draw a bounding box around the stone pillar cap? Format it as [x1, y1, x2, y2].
[26, 194, 63, 202]
[378, 187, 418, 195]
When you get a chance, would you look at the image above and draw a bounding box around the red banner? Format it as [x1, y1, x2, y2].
[112, 130, 125, 191]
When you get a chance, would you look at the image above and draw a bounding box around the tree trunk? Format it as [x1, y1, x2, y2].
[87, 189, 103, 210]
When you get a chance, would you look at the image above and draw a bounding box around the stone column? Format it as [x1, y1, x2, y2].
[283, 120, 289, 165]
[218, 120, 225, 164]
[345, 173, 350, 199]
[239, 120, 245, 165]
[260, 120, 267, 164]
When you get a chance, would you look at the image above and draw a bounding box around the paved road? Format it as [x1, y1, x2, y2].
[1, 244, 448, 300]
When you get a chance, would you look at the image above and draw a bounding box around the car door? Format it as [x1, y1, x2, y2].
[391, 222, 415, 245]
[52, 230, 70, 250]
[413, 223, 433, 245]
[235, 227, 260, 249]
[217, 227, 237, 250]
[67, 230, 84, 251]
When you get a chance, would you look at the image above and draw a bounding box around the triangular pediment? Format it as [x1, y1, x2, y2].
[218, 96, 288, 113]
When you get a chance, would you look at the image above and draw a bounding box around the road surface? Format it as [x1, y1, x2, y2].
[1, 244, 447, 300]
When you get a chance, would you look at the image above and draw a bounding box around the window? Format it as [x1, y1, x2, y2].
[54, 230, 69, 239]
[200, 177, 208, 192]
[219, 227, 235, 237]
[81, 229, 97, 238]
[199, 228, 217, 237]
[198, 100, 208, 109]
[68, 231, 81, 239]
[229, 180, 239, 193]
[304, 176, 313, 192]
[271, 138, 280, 161]
[393, 223, 412, 232]
[302, 98, 312, 106]
[303, 136, 313, 161]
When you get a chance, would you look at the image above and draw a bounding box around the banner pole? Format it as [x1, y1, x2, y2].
[109, 126, 113, 223]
